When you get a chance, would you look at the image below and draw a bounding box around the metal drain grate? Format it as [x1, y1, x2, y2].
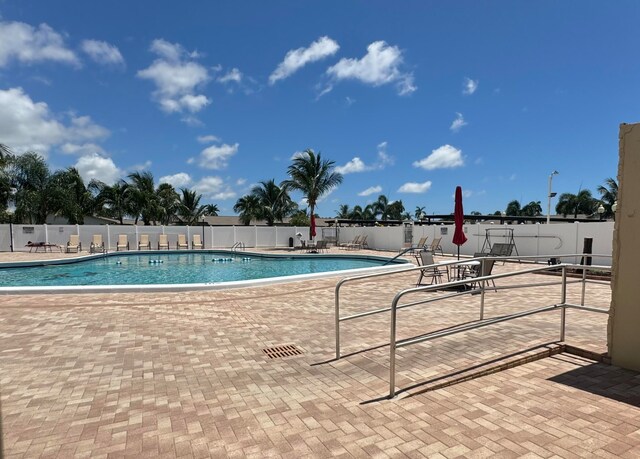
[262, 344, 303, 359]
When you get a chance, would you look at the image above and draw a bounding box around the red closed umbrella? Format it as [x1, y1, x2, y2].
[310, 214, 316, 240]
[452, 186, 467, 260]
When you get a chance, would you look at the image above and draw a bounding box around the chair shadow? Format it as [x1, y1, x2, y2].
[547, 356, 640, 408]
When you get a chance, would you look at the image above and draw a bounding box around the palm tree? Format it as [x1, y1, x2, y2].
[520, 201, 542, 217]
[505, 200, 521, 216]
[156, 183, 180, 225]
[414, 206, 426, 220]
[283, 149, 343, 238]
[10, 152, 53, 224]
[387, 200, 405, 220]
[597, 177, 618, 218]
[128, 171, 158, 225]
[336, 204, 350, 219]
[250, 179, 296, 226]
[373, 195, 391, 220]
[234, 195, 261, 225]
[203, 204, 219, 216]
[48, 167, 96, 224]
[92, 180, 131, 224]
[178, 188, 206, 225]
[556, 190, 596, 218]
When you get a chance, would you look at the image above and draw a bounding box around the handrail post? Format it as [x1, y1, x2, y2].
[389, 294, 400, 398]
[335, 284, 341, 359]
[560, 265, 567, 341]
[480, 258, 486, 320]
[580, 264, 587, 306]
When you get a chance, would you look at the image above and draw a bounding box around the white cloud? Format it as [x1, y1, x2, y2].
[0, 87, 109, 156]
[137, 39, 211, 116]
[326, 41, 416, 95]
[197, 134, 219, 144]
[335, 142, 394, 175]
[74, 153, 122, 185]
[189, 142, 239, 169]
[0, 20, 79, 67]
[398, 181, 432, 193]
[193, 176, 236, 200]
[129, 160, 152, 171]
[60, 143, 105, 155]
[236, 178, 247, 186]
[159, 172, 192, 188]
[413, 145, 464, 170]
[358, 185, 382, 197]
[463, 77, 478, 95]
[217, 67, 242, 84]
[450, 112, 467, 132]
[269, 36, 339, 84]
[462, 189, 473, 198]
[81, 39, 124, 66]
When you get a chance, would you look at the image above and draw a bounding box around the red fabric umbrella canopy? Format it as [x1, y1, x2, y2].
[452, 186, 467, 249]
[310, 214, 316, 239]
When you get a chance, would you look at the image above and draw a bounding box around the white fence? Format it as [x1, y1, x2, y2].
[0, 222, 614, 265]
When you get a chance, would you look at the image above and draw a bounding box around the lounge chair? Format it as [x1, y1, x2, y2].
[192, 234, 203, 249]
[339, 235, 361, 250]
[306, 240, 327, 253]
[90, 234, 105, 253]
[416, 250, 447, 286]
[116, 234, 129, 251]
[428, 237, 443, 256]
[359, 234, 369, 249]
[177, 234, 188, 250]
[66, 234, 81, 253]
[158, 234, 170, 250]
[138, 234, 151, 250]
[466, 257, 498, 291]
[407, 236, 428, 253]
[346, 235, 365, 250]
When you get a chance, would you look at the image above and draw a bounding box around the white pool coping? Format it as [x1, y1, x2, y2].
[0, 250, 414, 294]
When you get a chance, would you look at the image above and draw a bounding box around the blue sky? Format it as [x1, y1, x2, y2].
[0, 1, 637, 216]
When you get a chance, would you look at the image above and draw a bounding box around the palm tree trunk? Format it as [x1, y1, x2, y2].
[309, 204, 315, 240]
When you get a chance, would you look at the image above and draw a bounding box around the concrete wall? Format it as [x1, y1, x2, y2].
[609, 123, 640, 371]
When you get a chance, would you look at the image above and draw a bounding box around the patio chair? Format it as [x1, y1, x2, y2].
[346, 235, 366, 250]
[90, 234, 105, 253]
[359, 234, 369, 249]
[192, 234, 203, 249]
[339, 235, 361, 250]
[407, 236, 428, 253]
[316, 240, 328, 253]
[428, 237, 443, 256]
[465, 258, 498, 291]
[116, 234, 129, 251]
[66, 234, 81, 253]
[138, 234, 151, 250]
[158, 234, 170, 250]
[416, 250, 447, 286]
[177, 234, 188, 250]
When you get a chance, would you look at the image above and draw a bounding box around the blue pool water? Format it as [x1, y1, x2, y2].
[0, 252, 403, 287]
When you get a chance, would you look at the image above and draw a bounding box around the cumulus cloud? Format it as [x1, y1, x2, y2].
[326, 41, 416, 95]
[450, 112, 467, 132]
[193, 176, 237, 200]
[74, 153, 122, 185]
[60, 142, 106, 155]
[137, 39, 211, 116]
[81, 39, 124, 66]
[335, 141, 395, 174]
[413, 145, 464, 170]
[358, 185, 382, 197]
[0, 87, 109, 156]
[159, 172, 192, 188]
[463, 77, 478, 95]
[0, 20, 79, 67]
[188, 142, 239, 169]
[398, 181, 432, 193]
[129, 160, 152, 171]
[269, 36, 339, 84]
[217, 67, 242, 84]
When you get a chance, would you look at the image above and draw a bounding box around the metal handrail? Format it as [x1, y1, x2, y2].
[387, 263, 610, 397]
[334, 253, 611, 359]
[231, 241, 245, 252]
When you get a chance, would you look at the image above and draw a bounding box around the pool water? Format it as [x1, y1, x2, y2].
[0, 252, 402, 287]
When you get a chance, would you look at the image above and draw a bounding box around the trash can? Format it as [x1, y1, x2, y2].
[289, 237, 294, 248]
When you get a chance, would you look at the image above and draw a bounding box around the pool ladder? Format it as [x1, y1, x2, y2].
[231, 241, 245, 252]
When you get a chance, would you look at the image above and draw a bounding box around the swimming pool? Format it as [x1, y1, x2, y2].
[0, 251, 410, 293]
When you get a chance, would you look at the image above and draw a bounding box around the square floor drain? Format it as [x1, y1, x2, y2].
[262, 344, 303, 359]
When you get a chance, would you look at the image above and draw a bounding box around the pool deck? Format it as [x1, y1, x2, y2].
[1, 248, 639, 458]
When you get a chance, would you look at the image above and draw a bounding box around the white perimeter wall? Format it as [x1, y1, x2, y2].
[0, 222, 614, 264]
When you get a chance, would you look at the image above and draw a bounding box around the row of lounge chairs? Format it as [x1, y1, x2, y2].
[338, 235, 369, 250]
[63, 234, 205, 253]
[408, 236, 443, 256]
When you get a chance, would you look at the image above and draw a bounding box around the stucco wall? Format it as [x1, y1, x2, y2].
[608, 122, 640, 370]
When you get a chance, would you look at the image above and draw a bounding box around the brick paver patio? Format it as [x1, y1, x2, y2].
[1, 250, 638, 458]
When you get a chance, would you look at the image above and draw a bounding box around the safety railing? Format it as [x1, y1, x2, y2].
[333, 253, 611, 397]
[231, 241, 245, 252]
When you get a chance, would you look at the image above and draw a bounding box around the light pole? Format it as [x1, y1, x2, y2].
[547, 171, 559, 224]
[597, 203, 605, 221]
[612, 200, 618, 221]
[201, 215, 206, 248]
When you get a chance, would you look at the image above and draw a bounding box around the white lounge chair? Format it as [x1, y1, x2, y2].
[117, 234, 129, 251]
[192, 234, 203, 249]
[90, 234, 105, 253]
[158, 234, 170, 250]
[138, 234, 151, 250]
[66, 234, 81, 253]
[177, 234, 188, 250]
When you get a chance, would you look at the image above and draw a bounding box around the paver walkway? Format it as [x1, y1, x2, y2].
[1, 251, 638, 458]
